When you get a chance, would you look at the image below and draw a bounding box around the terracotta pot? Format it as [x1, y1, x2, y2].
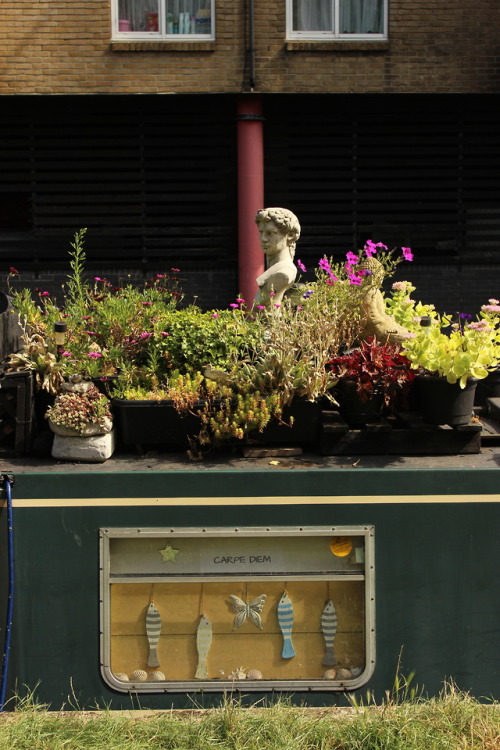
[415, 375, 477, 426]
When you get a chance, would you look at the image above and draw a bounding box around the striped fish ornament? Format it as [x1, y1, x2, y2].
[146, 601, 162, 668]
[277, 591, 295, 659]
[321, 599, 338, 666]
[195, 614, 213, 679]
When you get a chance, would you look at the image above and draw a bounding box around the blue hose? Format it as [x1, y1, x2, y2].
[0, 477, 14, 712]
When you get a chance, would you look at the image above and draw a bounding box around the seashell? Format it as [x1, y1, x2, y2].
[228, 667, 247, 680]
[335, 668, 352, 680]
[113, 672, 129, 681]
[247, 669, 263, 680]
[350, 667, 362, 678]
[323, 668, 337, 679]
[149, 671, 166, 681]
[129, 669, 148, 682]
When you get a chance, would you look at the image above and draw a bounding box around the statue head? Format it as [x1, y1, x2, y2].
[255, 207, 301, 259]
[358, 255, 385, 288]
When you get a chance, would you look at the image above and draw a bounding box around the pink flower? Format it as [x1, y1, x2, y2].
[297, 305, 303, 310]
[236, 297, 245, 304]
[9, 266, 19, 275]
[489, 298, 500, 305]
[392, 281, 408, 291]
[87, 352, 102, 359]
[61, 351, 72, 357]
[139, 332, 153, 339]
[274, 304, 281, 308]
[318, 257, 332, 273]
[94, 276, 102, 281]
[345, 252, 358, 266]
[364, 240, 377, 257]
[297, 259, 307, 273]
[257, 305, 266, 310]
[86, 331, 97, 336]
[348, 274, 362, 286]
[482, 304, 500, 313]
[39, 291, 50, 297]
[229, 303, 239, 309]
[402, 247, 414, 261]
[160, 332, 170, 336]
[142, 301, 153, 306]
[212, 313, 219, 318]
[170, 267, 180, 272]
[156, 274, 165, 278]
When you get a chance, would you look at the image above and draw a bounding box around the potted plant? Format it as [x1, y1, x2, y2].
[46, 381, 112, 437]
[399, 308, 500, 425]
[326, 337, 417, 426]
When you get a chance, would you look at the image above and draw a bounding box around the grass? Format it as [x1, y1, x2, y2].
[1, 683, 500, 750]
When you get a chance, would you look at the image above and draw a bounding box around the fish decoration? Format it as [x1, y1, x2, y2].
[321, 599, 338, 666]
[195, 614, 213, 679]
[277, 591, 295, 659]
[146, 601, 162, 668]
[228, 594, 267, 630]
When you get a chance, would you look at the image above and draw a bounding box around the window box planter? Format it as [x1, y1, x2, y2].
[112, 399, 203, 450]
[249, 398, 324, 446]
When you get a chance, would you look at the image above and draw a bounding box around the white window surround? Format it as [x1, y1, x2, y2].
[111, 0, 215, 41]
[286, 0, 387, 41]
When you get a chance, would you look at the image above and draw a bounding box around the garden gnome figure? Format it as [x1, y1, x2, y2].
[358, 256, 409, 344]
[254, 207, 300, 308]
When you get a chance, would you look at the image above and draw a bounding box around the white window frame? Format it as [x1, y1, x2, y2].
[111, 0, 215, 41]
[286, 0, 387, 41]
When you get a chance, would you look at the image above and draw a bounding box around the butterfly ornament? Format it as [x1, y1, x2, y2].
[228, 594, 267, 630]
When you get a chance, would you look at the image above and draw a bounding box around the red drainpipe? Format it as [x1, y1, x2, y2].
[237, 95, 264, 305]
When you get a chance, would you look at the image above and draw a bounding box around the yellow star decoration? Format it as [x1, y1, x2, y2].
[159, 544, 180, 563]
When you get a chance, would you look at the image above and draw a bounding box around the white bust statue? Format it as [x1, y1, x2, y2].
[254, 207, 301, 308]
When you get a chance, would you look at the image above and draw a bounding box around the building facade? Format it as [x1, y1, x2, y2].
[1, 0, 500, 309]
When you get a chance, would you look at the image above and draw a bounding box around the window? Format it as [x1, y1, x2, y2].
[287, 0, 387, 39]
[100, 525, 375, 692]
[112, 0, 214, 39]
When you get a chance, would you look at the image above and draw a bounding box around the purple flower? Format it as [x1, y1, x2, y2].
[459, 313, 472, 320]
[297, 259, 307, 273]
[302, 290, 314, 299]
[402, 247, 414, 261]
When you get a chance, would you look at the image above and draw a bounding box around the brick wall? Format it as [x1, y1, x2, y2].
[1, 1, 499, 95]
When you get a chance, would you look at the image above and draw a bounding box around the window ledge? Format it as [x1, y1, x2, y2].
[110, 41, 216, 52]
[285, 40, 389, 52]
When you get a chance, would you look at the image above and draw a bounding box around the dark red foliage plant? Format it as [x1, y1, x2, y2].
[326, 337, 417, 409]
